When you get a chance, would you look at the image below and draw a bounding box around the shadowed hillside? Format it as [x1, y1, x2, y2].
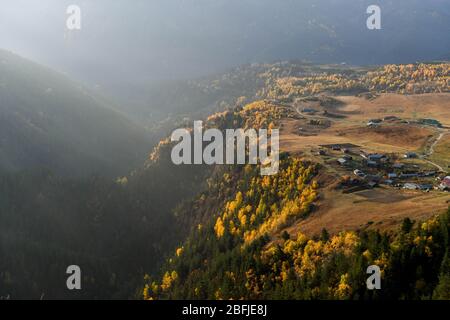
[0, 50, 151, 177]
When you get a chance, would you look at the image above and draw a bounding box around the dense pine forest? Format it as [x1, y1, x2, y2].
[0, 162, 210, 299]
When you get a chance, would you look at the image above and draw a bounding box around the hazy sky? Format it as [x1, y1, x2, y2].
[1, 0, 449, 89]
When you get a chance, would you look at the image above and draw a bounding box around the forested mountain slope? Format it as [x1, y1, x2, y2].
[0, 50, 151, 177]
[0, 160, 211, 299]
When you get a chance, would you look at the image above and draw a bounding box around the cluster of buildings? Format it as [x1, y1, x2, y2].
[366, 116, 442, 128]
[402, 176, 450, 191]
[318, 144, 448, 192]
[366, 116, 403, 127]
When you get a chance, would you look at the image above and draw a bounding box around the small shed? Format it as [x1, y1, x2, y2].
[404, 152, 417, 159]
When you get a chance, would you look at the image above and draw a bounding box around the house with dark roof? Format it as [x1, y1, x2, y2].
[367, 181, 378, 188]
[387, 173, 397, 179]
[383, 116, 400, 121]
[400, 173, 419, 179]
[404, 152, 418, 159]
[404, 183, 419, 190]
[418, 184, 433, 191]
[367, 160, 378, 167]
[342, 155, 353, 161]
[302, 108, 317, 114]
[367, 118, 382, 124]
[419, 118, 442, 128]
[368, 154, 387, 162]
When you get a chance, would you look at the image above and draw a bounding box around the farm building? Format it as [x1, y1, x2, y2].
[400, 173, 419, 179]
[418, 118, 442, 128]
[353, 169, 366, 178]
[367, 118, 382, 124]
[367, 154, 387, 162]
[404, 183, 419, 190]
[301, 108, 317, 114]
[387, 173, 397, 179]
[404, 152, 418, 159]
[342, 155, 353, 161]
[419, 171, 436, 177]
[367, 181, 378, 188]
[367, 160, 378, 167]
[439, 177, 450, 190]
[383, 116, 400, 121]
[418, 184, 433, 191]
[367, 122, 380, 127]
[366, 175, 381, 182]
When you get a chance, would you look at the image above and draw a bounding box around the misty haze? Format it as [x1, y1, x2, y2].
[0, 0, 449, 304]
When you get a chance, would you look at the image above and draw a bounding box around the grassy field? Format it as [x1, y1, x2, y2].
[280, 94, 450, 153]
[277, 93, 450, 236]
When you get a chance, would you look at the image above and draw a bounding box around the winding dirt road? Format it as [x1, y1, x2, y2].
[423, 129, 449, 172]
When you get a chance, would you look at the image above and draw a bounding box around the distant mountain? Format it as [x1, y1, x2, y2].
[0, 50, 151, 177]
[109, 62, 337, 129]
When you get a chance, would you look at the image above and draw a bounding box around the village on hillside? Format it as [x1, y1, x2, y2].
[316, 142, 450, 193]
[276, 92, 450, 198]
